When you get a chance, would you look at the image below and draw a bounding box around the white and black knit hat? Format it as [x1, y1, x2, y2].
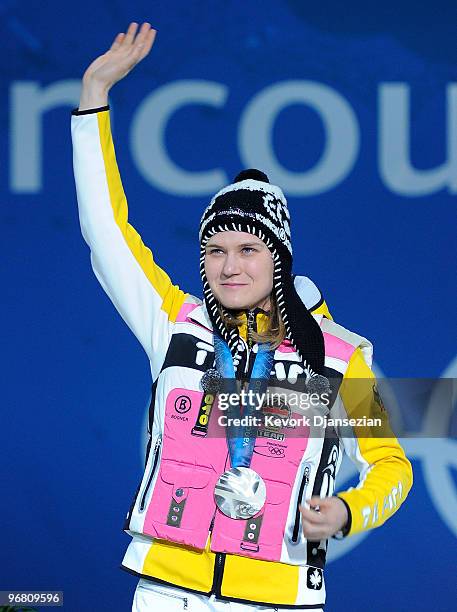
[199, 169, 327, 385]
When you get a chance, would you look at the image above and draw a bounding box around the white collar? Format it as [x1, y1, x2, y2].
[186, 301, 213, 331]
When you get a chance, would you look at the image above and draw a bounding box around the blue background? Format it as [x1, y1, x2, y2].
[1, 1, 456, 610]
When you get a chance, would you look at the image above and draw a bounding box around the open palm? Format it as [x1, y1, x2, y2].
[83, 22, 157, 91]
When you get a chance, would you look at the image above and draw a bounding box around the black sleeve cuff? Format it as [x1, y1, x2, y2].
[71, 105, 110, 116]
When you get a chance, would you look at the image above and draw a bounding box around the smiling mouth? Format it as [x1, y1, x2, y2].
[220, 283, 247, 287]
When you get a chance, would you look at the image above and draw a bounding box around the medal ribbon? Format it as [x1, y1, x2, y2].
[214, 334, 274, 469]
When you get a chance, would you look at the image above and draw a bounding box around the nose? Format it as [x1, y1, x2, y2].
[221, 252, 242, 278]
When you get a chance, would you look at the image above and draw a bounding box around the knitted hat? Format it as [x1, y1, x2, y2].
[199, 169, 327, 387]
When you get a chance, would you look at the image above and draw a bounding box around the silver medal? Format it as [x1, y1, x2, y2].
[214, 467, 266, 519]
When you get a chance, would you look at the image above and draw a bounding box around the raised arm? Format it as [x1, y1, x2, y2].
[72, 23, 187, 378]
[78, 22, 156, 110]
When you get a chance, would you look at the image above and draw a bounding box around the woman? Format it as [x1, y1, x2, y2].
[72, 22, 413, 611]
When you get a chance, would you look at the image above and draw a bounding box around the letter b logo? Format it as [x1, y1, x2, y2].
[174, 395, 192, 414]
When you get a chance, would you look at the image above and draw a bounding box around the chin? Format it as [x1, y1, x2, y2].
[215, 292, 249, 311]
[219, 299, 249, 310]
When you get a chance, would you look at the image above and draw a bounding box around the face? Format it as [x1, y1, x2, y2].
[204, 231, 274, 310]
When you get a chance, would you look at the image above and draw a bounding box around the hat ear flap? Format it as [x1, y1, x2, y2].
[272, 254, 325, 376]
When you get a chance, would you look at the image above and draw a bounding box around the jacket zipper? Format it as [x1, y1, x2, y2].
[209, 314, 254, 596]
[211, 552, 226, 597]
[209, 513, 216, 532]
[247, 309, 255, 350]
[291, 463, 311, 542]
[139, 434, 162, 511]
[139, 585, 188, 609]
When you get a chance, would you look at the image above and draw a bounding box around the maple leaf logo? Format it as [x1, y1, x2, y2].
[310, 569, 322, 589]
[307, 567, 323, 590]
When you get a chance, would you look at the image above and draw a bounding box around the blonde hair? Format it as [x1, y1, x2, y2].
[217, 291, 286, 349]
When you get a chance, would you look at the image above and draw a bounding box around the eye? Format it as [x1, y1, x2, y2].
[208, 248, 224, 255]
[242, 247, 256, 254]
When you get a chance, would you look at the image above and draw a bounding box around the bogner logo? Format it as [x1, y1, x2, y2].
[174, 395, 192, 414]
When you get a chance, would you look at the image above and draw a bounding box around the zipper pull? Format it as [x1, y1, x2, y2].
[247, 309, 255, 350]
[154, 434, 162, 454]
[304, 466, 310, 485]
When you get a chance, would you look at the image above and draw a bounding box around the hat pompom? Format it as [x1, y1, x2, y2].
[200, 368, 222, 393]
[233, 169, 270, 183]
[306, 374, 331, 395]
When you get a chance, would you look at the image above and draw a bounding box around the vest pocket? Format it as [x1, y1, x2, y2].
[160, 461, 213, 489]
[211, 478, 292, 562]
[256, 478, 291, 548]
[143, 460, 216, 547]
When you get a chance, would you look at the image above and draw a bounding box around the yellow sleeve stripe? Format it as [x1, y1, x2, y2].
[97, 111, 186, 322]
[337, 349, 413, 535]
[311, 299, 332, 320]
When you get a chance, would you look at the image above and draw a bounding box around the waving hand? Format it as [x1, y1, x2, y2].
[79, 22, 157, 111]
